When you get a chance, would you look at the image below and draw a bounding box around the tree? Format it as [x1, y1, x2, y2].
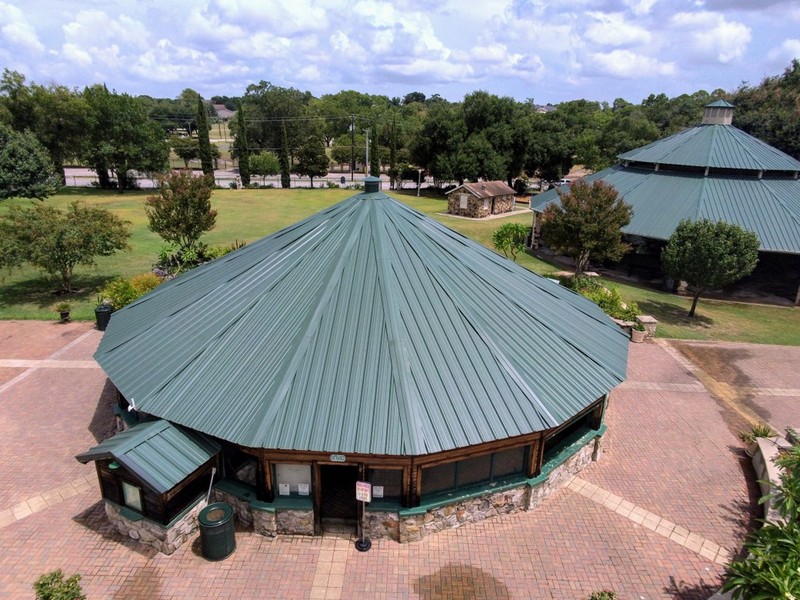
[723, 446, 800, 599]
[280, 120, 291, 188]
[0, 69, 90, 184]
[145, 170, 217, 253]
[0, 124, 61, 200]
[83, 85, 169, 193]
[170, 135, 199, 168]
[0, 202, 131, 293]
[369, 126, 380, 176]
[196, 95, 214, 176]
[249, 151, 280, 185]
[234, 104, 250, 186]
[662, 219, 759, 317]
[295, 136, 329, 188]
[492, 222, 529, 261]
[540, 179, 633, 277]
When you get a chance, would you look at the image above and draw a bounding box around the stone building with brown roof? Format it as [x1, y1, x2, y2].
[447, 181, 517, 218]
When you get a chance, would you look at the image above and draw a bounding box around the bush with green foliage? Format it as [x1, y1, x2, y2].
[100, 272, 162, 309]
[723, 445, 800, 599]
[492, 222, 529, 261]
[33, 569, 86, 600]
[587, 592, 617, 600]
[561, 276, 639, 321]
[155, 239, 247, 275]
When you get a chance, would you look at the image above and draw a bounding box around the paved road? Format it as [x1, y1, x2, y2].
[1, 321, 797, 599]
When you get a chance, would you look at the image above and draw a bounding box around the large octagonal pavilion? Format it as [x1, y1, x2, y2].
[79, 178, 628, 551]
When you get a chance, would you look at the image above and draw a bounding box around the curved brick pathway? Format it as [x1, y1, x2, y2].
[0, 321, 795, 599]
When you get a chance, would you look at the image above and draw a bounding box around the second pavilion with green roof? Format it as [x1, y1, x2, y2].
[532, 100, 800, 301]
[80, 177, 628, 549]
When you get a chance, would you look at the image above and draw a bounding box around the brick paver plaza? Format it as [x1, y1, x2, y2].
[1, 321, 798, 599]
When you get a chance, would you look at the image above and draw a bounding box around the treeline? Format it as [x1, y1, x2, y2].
[2, 60, 799, 192]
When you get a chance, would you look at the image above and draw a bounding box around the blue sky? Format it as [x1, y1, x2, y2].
[1, 0, 798, 104]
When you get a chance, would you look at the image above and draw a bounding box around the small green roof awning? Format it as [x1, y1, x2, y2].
[76, 420, 219, 494]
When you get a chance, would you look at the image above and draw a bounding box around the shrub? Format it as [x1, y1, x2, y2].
[492, 222, 529, 261]
[101, 272, 163, 309]
[34, 569, 86, 600]
[561, 276, 639, 321]
[588, 592, 617, 600]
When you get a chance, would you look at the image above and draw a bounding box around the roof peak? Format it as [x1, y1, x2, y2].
[702, 99, 734, 125]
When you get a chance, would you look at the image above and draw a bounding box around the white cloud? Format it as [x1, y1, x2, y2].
[584, 12, 652, 47]
[586, 49, 677, 78]
[0, 1, 44, 53]
[671, 11, 750, 63]
[228, 32, 293, 59]
[63, 10, 149, 50]
[767, 38, 800, 64]
[205, 0, 328, 35]
[61, 42, 93, 67]
[622, 0, 658, 16]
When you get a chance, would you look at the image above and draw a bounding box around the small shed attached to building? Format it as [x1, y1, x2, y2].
[447, 181, 517, 218]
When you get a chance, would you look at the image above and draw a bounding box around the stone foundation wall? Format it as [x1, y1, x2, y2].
[399, 485, 528, 543]
[448, 194, 489, 218]
[491, 194, 514, 214]
[528, 437, 599, 510]
[212, 489, 254, 527]
[276, 509, 314, 535]
[253, 509, 277, 537]
[105, 499, 205, 555]
[365, 511, 400, 541]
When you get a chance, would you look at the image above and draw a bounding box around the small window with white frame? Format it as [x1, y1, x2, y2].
[121, 481, 143, 511]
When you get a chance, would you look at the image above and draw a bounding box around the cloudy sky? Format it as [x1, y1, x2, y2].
[1, 0, 798, 104]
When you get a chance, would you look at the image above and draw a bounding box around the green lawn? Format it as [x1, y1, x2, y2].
[2, 186, 799, 345]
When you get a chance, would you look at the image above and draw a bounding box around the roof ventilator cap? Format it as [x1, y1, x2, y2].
[363, 176, 381, 194]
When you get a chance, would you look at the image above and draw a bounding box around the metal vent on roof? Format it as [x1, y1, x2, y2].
[363, 176, 381, 193]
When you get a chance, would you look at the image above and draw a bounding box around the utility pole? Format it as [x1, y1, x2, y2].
[350, 115, 355, 182]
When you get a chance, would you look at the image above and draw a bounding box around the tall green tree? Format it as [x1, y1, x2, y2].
[280, 120, 291, 188]
[145, 170, 217, 253]
[0, 69, 90, 183]
[369, 126, 380, 177]
[234, 104, 250, 186]
[196, 95, 214, 176]
[389, 116, 398, 189]
[295, 136, 329, 188]
[540, 179, 633, 277]
[83, 84, 168, 193]
[662, 219, 760, 317]
[0, 124, 61, 200]
[0, 202, 131, 292]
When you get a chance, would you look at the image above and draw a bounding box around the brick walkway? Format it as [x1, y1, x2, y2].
[0, 321, 794, 599]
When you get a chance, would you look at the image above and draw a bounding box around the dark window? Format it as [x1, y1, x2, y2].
[457, 455, 491, 486]
[421, 447, 528, 498]
[492, 447, 525, 478]
[421, 463, 456, 496]
[368, 469, 402, 500]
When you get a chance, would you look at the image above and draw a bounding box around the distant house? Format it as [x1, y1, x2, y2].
[447, 181, 517, 218]
[213, 104, 235, 121]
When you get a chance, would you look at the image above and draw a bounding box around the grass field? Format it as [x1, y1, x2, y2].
[1, 187, 799, 344]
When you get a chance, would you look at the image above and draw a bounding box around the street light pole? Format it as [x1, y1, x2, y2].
[364, 128, 370, 176]
[350, 115, 355, 182]
[417, 169, 422, 197]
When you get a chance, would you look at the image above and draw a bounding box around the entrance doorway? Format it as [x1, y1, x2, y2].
[319, 465, 359, 525]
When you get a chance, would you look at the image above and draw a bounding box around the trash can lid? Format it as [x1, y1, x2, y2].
[199, 502, 233, 526]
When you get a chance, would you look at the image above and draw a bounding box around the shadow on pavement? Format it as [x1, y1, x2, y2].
[415, 563, 510, 600]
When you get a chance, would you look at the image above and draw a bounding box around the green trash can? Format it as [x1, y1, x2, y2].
[198, 502, 236, 561]
[94, 304, 113, 331]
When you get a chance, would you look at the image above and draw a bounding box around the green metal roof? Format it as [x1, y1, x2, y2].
[531, 166, 800, 254]
[95, 190, 628, 456]
[75, 420, 219, 493]
[618, 124, 800, 171]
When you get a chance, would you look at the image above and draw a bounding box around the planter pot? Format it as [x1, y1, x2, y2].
[95, 305, 114, 331]
[630, 328, 646, 343]
[59, 311, 70, 322]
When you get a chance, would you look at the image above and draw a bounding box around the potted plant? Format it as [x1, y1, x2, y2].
[630, 321, 646, 343]
[94, 295, 114, 331]
[738, 422, 776, 457]
[54, 301, 71, 323]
